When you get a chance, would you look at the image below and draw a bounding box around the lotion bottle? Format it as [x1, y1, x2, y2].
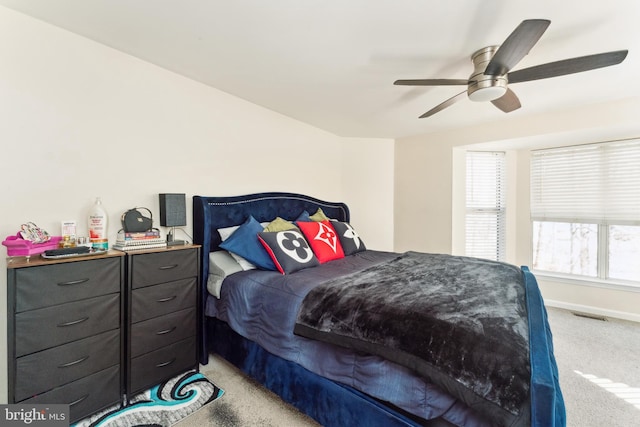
[88, 197, 109, 250]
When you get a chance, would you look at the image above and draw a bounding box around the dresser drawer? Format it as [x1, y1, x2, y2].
[15, 329, 120, 401]
[131, 307, 195, 358]
[23, 365, 121, 424]
[130, 249, 197, 288]
[129, 336, 196, 395]
[131, 278, 196, 323]
[15, 257, 121, 312]
[16, 293, 120, 356]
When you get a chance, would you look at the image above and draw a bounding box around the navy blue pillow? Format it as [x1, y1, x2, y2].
[296, 210, 311, 222]
[220, 216, 276, 271]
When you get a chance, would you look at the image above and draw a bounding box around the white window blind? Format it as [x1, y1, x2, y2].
[466, 151, 506, 261]
[531, 139, 640, 225]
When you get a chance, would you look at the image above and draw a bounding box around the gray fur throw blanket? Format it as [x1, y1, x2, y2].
[294, 252, 530, 426]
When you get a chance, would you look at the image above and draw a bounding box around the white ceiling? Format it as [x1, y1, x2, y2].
[1, 0, 639, 139]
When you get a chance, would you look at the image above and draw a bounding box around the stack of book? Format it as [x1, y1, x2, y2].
[112, 230, 167, 251]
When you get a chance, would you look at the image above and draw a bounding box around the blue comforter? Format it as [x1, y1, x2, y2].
[206, 250, 564, 426]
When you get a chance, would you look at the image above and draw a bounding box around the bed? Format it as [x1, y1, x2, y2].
[192, 192, 565, 427]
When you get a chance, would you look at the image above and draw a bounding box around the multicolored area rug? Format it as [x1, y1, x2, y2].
[73, 371, 224, 427]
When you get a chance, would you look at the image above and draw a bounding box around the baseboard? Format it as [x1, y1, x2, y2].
[545, 299, 640, 323]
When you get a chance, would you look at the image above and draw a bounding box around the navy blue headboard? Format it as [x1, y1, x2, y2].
[192, 192, 349, 363]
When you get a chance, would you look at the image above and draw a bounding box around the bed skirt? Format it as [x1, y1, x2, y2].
[208, 317, 456, 427]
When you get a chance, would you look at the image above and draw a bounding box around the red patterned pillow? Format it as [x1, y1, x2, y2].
[297, 220, 345, 263]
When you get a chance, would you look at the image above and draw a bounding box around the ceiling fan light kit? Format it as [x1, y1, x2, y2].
[394, 19, 628, 118]
[467, 46, 508, 102]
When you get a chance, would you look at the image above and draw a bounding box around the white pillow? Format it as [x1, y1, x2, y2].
[218, 225, 239, 240]
[207, 250, 243, 298]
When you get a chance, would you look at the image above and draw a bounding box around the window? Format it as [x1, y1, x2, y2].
[530, 139, 640, 283]
[465, 151, 505, 261]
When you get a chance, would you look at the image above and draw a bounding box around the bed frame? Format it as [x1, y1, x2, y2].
[192, 192, 565, 427]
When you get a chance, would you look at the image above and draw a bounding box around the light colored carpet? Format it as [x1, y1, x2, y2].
[177, 307, 640, 426]
[546, 307, 640, 427]
[174, 354, 319, 427]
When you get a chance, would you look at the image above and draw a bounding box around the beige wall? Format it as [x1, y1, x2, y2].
[395, 98, 640, 323]
[340, 137, 395, 251]
[0, 8, 394, 402]
[395, 137, 455, 254]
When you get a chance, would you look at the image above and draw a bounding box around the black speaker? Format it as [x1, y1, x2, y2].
[159, 193, 186, 227]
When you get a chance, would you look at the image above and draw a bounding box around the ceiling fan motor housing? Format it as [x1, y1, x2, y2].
[468, 46, 508, 102]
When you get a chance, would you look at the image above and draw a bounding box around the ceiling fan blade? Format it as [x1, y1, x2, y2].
[394, 79, 469, 86]
[491, 88, 521, 113]
[419, 90, 467, 118]
[484, 19, 551, 76]
[507, 50, 628, 83]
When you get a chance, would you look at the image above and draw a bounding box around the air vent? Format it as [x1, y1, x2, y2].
[571, 312, 607, 321]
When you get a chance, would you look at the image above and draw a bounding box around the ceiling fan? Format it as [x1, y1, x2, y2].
[394, 19, 628, 118]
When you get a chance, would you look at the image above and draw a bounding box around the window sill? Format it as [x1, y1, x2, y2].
[532, 271, 640, 293]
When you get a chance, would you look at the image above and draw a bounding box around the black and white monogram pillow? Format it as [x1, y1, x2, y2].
[331, 221, 366, 256]
[258, 230, 320, 274]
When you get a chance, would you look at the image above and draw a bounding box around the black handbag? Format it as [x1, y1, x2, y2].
[121, 207, 153, 233]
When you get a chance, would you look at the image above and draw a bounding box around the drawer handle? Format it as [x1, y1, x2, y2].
[158, 264, 179, 270]
[57, 278, 90, 286]
[156, 327, 176, 335]
[59, 356, 89, 368]
[156, 358, 176, 368]
[58, 317, 89, 327]
[69, 394, 89, 407]
[156, 295, 176, 303]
